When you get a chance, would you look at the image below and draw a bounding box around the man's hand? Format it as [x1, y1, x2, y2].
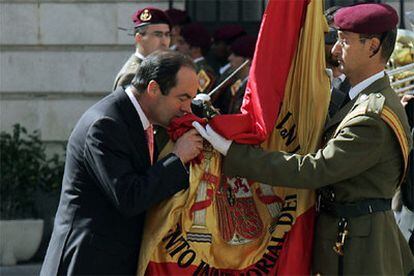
[192, 122, 232, 156]
[173, 129, 203, 164]
[401, 94, 414, 108]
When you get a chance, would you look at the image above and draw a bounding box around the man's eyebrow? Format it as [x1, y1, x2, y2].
[177, 93, 192, 99]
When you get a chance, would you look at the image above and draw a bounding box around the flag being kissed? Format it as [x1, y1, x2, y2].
[138, 0, 330, 274]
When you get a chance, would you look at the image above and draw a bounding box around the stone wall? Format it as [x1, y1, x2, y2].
[0, 0, 183, 151]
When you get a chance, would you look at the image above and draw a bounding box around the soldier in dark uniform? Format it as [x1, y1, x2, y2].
[324, 7, 352, 118]
[209, 25, 247, 111]
[176, 22, 217, 94]
[194, 3, 414, 275]
[165, 8, 191, 51]
[325, 26, 352, 117]
[221, 35, 256, 114]
[208, 24, 246, 75]
[113, 7, 171, 90]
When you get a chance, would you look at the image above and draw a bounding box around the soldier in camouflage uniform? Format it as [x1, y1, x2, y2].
[113, 7, 171, 90]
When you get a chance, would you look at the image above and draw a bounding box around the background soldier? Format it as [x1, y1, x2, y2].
[215, 34, 256, 114]
[194, 3, 414, 275]
[165, 8, 191, 51]
[176, 22, 217, 94]
[113, 7, 171, 90]
[324, 6, 352, 118]
[208, 24, 246, 75]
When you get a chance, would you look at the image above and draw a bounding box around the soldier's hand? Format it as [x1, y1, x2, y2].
[173, 129, 203, 164]
[192, 122, 232, 156]
[401, 94, 414, 107]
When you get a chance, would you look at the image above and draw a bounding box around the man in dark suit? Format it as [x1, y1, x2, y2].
[41, 50, 203, 276]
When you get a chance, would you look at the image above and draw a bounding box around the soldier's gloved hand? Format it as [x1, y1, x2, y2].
[192, 122, 232, 156]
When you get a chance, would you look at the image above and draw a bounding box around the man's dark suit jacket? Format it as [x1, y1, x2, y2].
[40, 87, 189, 276]
[328, 77, 351, 118]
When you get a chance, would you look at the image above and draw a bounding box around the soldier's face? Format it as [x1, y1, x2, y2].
[331, 31, 372, 81]
[136, 24, 171, 56]
[150, 66, 198, 127]
[325, 44, 339, 68]
[176, 36, 191, 56]
[228, 53, 246, 70]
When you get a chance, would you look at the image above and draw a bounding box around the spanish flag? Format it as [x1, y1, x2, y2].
[138, 0, 330, 274]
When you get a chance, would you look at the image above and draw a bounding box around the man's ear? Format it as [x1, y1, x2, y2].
[147, 80, 160, 97]
[369, 37, 381, 54]
[135, 33, 142, 44]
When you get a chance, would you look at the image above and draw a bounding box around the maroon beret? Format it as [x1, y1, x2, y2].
[165, 8, 191, 26]
[230, 35, 257, 59]
[181, 23, 212, 50]
[334, 3, 398, 34]
[213, 24, 246, 44]
[131, 7, 171, 28]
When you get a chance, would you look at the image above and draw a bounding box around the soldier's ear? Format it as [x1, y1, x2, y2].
[369, 37, 381, 55]
[135, 33, 143, 44]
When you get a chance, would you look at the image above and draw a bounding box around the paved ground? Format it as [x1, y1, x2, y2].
[0, 263, 41, 276]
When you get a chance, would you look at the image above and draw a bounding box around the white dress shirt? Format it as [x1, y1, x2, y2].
[134, 50, 146, 60]
[349, 71, 385, 100]
[125, 85, 150, 131]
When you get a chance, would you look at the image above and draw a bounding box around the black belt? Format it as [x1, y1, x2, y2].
[319, 198, 392, 218]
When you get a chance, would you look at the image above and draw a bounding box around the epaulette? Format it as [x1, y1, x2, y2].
[365, 93, 385, 115]
[335, 92, 409, 185]
[351, 93, 385, 116]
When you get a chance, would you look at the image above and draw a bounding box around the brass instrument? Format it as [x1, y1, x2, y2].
[388, 29, 414, 95]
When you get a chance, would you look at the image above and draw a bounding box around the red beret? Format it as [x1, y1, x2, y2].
[213, 24, 246, 44]
[334, 3, 398, 34]
[181, 23, 212, 50]
[165, 9, 191, 26]
[131, 7, 171, 28]
[230, 35, 257, 59]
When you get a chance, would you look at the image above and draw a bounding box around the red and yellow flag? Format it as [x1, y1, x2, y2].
[138, 0, 330, 274]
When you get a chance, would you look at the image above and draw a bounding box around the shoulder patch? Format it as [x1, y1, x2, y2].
[197, 69, 211, 93]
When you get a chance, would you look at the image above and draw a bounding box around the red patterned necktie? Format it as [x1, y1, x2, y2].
[145, 125, 154, 164]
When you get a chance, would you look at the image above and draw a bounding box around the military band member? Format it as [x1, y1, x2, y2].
[225, 35, 256, 114]
[113, 7, 171, 90]
[176, 22, 217, 94]
[194, 3, 414, 275]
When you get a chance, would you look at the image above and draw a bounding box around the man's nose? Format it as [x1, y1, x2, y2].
[182, 100, 193, 114]
[162, 36, 171, 47]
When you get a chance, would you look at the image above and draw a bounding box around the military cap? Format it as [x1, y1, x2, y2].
[230, 35, 257, 59]
[213, 24, 246, 44]
[181, 23, 212, 50]
[325, 27, 338, 45]
[334, 3, 398, 34]
[131, 7, 171, 28]
[165, 8, 191, 26]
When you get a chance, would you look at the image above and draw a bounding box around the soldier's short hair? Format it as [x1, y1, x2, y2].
[134, 25, 148, 36]
[359, 28, 397, 63]
[132, 50, 196, 96]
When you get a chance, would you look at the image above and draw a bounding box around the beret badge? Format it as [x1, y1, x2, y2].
[140, 9, 152, 22]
